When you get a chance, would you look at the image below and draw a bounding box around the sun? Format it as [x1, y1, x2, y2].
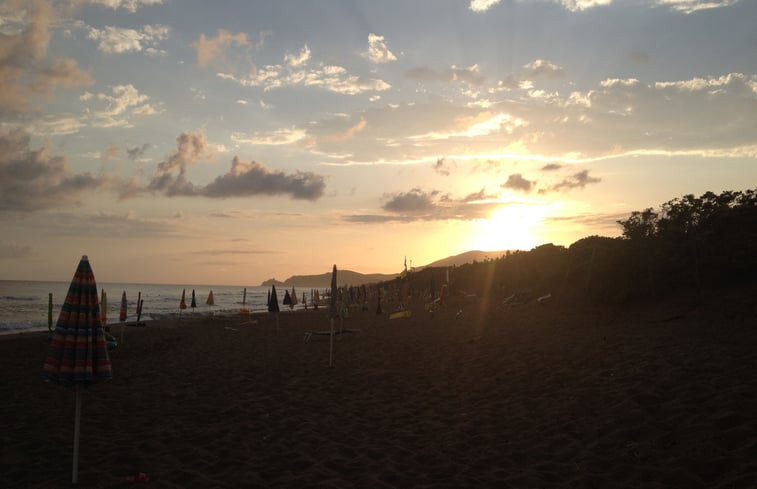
[470, 203, 549, 251]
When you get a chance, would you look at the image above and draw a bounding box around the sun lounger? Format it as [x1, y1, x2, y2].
[303, 329, 361, 342]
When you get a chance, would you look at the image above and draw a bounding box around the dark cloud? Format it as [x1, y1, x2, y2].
[545, 170, 601, 193]
[433, 156, 450, 176]
[344, 187, 507, 223]
[541, 163, 562, 171]
[341, 214, 405, 223]
[462, 188, 498, 202]
[382, 188, 438, 213]
[501, 173, 535, 193]
[146, 131, 325, 200]
[127, 143, 151, 160]
[147, 131, 209, 196]
[0, 129, 106, 211]
[201, 157, 325, 201]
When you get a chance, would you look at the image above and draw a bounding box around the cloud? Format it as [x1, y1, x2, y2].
[541, 163, 563, 171]
[146, 131, 325, 200]
[85, 84, 162, 127]
[148, 131, 210, 195]
[0, 1, 92, 116]
[469, 0, 503, 12]
[231, 127, 307, 146]
[558, 0, 613, 12]
[545, 169, 601, 192]
[220, 62, 391, 95]
[433, 157, 450, 176]
[347, 187, 505, 223]
[382, 188, 438, 213]
[522, 59, 564, 79]
[74, 0, 164, 12]
[0, 128, 107, 211]
[284, 44, 310, 67]
[406, 65, 485, 85]
[463, 188, 499, 202]
[502, 173, 536, 193]
[86, 24, 170, 54]
[127, 143, 150, 160]
[192, 29, 249, 69]
[201, 157, 326, 201]
[365, 33, 396, 64]
[654, 0, 738, 14]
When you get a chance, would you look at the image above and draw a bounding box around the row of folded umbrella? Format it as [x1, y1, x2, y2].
[40, 256, 343, 484]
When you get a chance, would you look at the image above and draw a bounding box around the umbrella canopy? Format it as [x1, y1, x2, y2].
[43, 256, 112, 385]
[268, 285, 280, 313]
[206, 290, 215, 306]
[242, 287, 247, 305]
[180, 289, 187, 310]
[191, 289, 197, 309]
[291, 287, 298, 306]
[283, 289, 292, 306]
[119, 291, 127, 322]
[42, 255, 112, 484]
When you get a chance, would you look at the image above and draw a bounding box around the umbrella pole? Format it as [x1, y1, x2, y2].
[329, 318, 334, 367]
[72, 385, 82, 484]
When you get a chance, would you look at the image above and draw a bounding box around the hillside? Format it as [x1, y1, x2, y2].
[259, 250, 512, 288]
[261, 270, 398, 288]
[421, 250, 510, 269]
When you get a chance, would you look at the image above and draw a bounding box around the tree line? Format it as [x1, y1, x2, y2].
[384, 189, 756, 305]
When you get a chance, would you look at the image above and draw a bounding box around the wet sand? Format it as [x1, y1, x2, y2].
[1, 291, 756, 488]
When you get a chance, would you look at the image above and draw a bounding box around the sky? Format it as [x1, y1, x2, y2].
[0, 0, 755, 286]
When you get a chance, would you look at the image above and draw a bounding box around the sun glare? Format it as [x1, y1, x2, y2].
[470, 204, 549, 251]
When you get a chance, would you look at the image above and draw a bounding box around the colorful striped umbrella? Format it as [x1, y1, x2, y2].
[42, 255, 112, 484]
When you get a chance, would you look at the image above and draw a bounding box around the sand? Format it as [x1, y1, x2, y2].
[1, 291, 756, 488]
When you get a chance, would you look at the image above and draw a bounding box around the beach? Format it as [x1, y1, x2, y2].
[1, 290, 756, 488]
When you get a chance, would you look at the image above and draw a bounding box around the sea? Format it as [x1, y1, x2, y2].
[0, 280, 317, 334]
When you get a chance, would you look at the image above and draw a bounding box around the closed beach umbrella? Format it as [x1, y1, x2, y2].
[180, 289, 187, 311]
[100, 289, 107, 327]
[283, 289, 292, 307]
[47, 293, 53, 335]
[119, 291, 127, 322]
[268, 285, 280, 313]
[206, 290, 215, 306]
[291, 287, 298, 307]
[329, 265, 337, 367]
[119, 290, 127, 344]
[242, 287, 247, 305]
[191, 289, 197, 309]
[268, 285, 280, 330]
[42, 255, 112, 484]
